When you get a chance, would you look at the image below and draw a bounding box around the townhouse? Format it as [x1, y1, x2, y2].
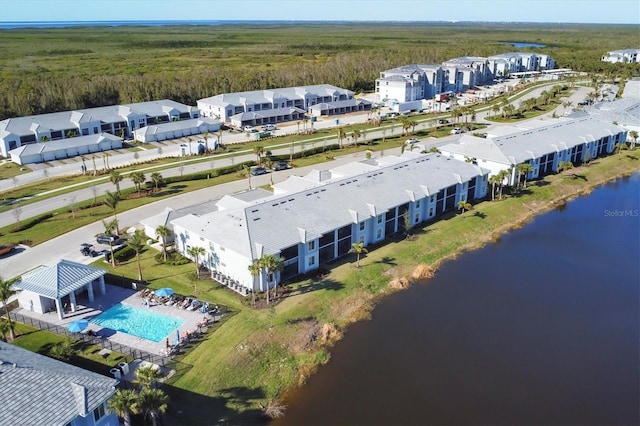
[197, 84, 371, 128]
[439, 117, 626, 186]
[0, 99, 201, 158]
[170, 152, 489, 295]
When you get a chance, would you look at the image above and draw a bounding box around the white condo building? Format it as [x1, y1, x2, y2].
[170, 152, 489, 295]
[197, 84, 371, 128]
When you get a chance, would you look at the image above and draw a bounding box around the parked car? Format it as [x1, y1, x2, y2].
[243, 125, 258, 133]
[438, 119, 449, 124]
[80, 243, 99, 257]
[96, 234, 118, 245]
[263, 124, 277, 131]
[250, 167, 268, 176]
[0, 243, 16, 256]
[272, 161, 290, 171]
[405, 138, 419, 145]
[450, 128, 463, 135]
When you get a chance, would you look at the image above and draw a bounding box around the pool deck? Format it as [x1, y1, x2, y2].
[14, 285, 213, 356]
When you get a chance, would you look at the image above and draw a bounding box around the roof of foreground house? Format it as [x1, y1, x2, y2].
[0, 341, 117, 426]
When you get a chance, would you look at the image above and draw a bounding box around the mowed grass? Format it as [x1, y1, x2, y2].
[87, 149, 640, 424]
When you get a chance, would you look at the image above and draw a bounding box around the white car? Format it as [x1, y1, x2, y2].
[243, 125, 255, 132]
[263, 124, 277, 131]
[450, 128, 462, 135]
[406, 138, 419, 145]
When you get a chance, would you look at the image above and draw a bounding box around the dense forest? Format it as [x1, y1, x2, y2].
[0, 22, 638, 120]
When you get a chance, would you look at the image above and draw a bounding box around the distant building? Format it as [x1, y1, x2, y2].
[601, 49, 640, 63]
[170, 152, 489, 295]
[0, 341, 118, 426]
[132, 117, 221, 143]
[376, 52, 555, 106]
[0, 99, 200, 159]
[197, 84, 371, 128]
[439, 117, 626, 186]
[9, 133, 122, 165]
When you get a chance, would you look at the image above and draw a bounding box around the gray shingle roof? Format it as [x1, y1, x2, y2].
[16, 260, 106, 299]
[0, 342, 117, 426]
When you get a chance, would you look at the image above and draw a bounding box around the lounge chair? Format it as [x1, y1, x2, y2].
[187, 300, 201, 311]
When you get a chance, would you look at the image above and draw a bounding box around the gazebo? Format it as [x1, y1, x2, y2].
[15, 259, 108, 320]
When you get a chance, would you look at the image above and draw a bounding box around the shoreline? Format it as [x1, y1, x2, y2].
[273, 156, 640, 412]
[168, 151, 640, 425]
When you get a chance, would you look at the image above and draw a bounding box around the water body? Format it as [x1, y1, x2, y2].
[276, 174, 640, 426]
[508, 41, 547, 48]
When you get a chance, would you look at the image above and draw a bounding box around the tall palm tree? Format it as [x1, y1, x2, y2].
[629, 130, 638, 151]
[337, 127, 346, 149]
[258, 254, 284, 303]
[348, 242, 368, 268]
[155, 225, 172, 262]
[0, 279, 16, 341]
[126, 230, 146, 282]
[516, 163, 534, 189]
[103, 191, 120, 233]
[134, 388, 169, 426]
[108, 389, 139, 426]
[103, 219, 118, 267]
[110, 170, 123, 195]
[248, 261, 261, 306]
[187, 246, 206, 279]
[131, 171, 146, 195]
[150, 172, 163, 191]
[352, 129, 361, 147]
[202, 131, 210, 152]
[253, 145, 265, 165]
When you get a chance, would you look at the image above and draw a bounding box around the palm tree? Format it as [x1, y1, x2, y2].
[110, 170, 123, 195]
[352, 129, 361, 147]
[516, 163, 534, 189]
[348, 242, 368, 268]
[91, 155, 97, 176]
[108, 389, 139, 426]
[0, 279, 16, 341]
[155, 225, 172, 262]
[253, 145, 265, 165]
[134, 388, 169, 426]
[126, 230, 146, 282]
[187, 246, 206, 279]
[131, 171, 146, 195]
[103, 219, 118, 267]
[628, 130, 638, 151]
[491, 103, 501, 117]
[150, 172, 163, 191]
[258, 254, 284, 303]
[562, 100, 573, 115]
[248, 261, 261, 306]
[135, 365, 163, 390]
[615, 142, 627, 155]
[202, 131, 210, 152]
[337, 127, 346, 149]
[457, 200, 472, 216]
[496, 168, 511, 200]
[103, 191, 120, 232]
[557, 161, 574, 173]
[488, 174, 500, 201]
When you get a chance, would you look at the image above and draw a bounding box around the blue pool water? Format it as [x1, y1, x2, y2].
[91, 303, 184, 342]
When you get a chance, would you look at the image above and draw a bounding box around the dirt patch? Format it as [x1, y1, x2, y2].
[284, 319, 322, 355]
[318, 323, 342, 346]
[329, 289, 375, 326]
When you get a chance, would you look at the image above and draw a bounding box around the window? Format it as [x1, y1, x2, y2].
[93, 403, 106, 422]
[377, 214, 383, 224]
[415, 200, 421, 209]
[359, 236, 364, 244]
[308, 256, 315, 266]
[415, 213, 420, 223]
[359, 221, 366, 231]
[376, 229, 382, 239]
[185, 230, 190, 239]
[308, 240, 315, 251]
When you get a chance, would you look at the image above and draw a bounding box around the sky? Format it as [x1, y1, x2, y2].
[0, 0, 639, 25]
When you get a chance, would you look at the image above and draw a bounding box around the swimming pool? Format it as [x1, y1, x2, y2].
[91, 303, 184, 343]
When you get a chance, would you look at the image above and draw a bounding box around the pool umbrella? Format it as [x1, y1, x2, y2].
[175, 329, 180, 345]
[67, 319, 89, 333]
[201, 302, 208, 313]
[154, 288, 174, 297]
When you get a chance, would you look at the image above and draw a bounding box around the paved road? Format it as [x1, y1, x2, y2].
[0, 81, 590, 280]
